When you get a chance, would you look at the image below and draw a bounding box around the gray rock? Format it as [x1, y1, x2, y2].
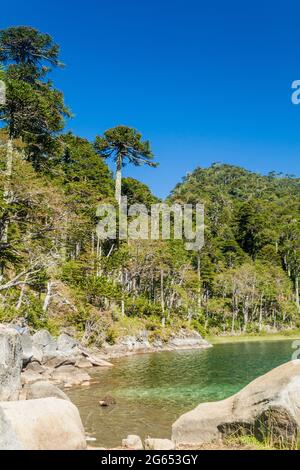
[0, 406, 23, 449]
[32, 330, 57, 356]
[0, 326, 22, 400]
[21, 370, 43, 385]
[167, 330, 211, 349]
[122, 435, 143, 450]
[50, 365, 91, 387]
[57, 334, 77, 354]
[20, 333, 33, 366]
[31, 346, 43, 363]
[144, 438, 175, 450]
[75, 358, 93, 368]
[172, 360, 300, 448]
[25, 362, 46, 374]
[0, 398, 86, 449]
[23, 380, 70, 401]
[41, 354, 76, 368]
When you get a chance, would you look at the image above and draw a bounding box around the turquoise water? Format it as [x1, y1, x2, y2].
[67, 339, 297, 448]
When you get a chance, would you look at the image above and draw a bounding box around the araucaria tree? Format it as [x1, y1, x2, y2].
[94, 126, 157, 204]
[0, 26, 70, 166]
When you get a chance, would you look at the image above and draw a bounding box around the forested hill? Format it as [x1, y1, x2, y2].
[169, 164, 300, 333]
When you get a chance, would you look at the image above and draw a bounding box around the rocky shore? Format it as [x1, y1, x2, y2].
[1, 322, 299, 450]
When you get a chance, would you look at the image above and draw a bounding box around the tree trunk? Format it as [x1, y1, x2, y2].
[0, 139, 13, 282]
[2, 139, 13, 244]
[160, 269, 165, 312]
[197, 254, 201, 309]
[295, 275, 300, 312]
[115, 155, 122, 205]
[43, 281, 53, 312]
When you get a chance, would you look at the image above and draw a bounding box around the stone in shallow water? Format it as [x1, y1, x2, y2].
[50, 365, 91, 387]
[122, 434, 143, 450]
[144, 438, 175, 450]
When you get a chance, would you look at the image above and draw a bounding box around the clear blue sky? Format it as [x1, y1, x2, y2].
[2, 0, 300, 198]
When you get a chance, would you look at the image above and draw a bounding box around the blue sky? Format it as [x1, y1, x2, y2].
[2, 0, 300, 197]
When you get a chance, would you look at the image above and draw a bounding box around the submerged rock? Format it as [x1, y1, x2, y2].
[99, 395, 116, 406]
[172, 360, 300, 448]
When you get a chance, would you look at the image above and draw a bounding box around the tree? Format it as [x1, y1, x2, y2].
[0, 27, 70, 168]
[0, 26, 62, 83]
[94, 126, 157, 204]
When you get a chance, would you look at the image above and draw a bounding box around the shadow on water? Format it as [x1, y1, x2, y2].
[67, 339, 295, 448]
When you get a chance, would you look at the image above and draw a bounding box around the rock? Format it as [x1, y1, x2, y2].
[21, 370, 43, 385]
[23, 380, 70, 401]
[80, 348, 114, 367]
[31, 346, 43, 363]
[0, 398, 86, 449]
[144, 438, 175, 450]
[20, 333, 33, 367]
[57, 333, 77, 354]
[32, 330, 57, 356]
[50, 365, 91, 387]
[167, 330, 211, 349]
[172, 360, 300, 448]
[75, 358, 93, 368]
[122, 435, 143, 450]
[99, 395, 116, 406]
[0, 326, 22, 400]
[25, 362, 46, 374]
[42, 355, 76, 368]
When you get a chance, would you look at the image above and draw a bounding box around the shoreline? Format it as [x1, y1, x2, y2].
[95, 330, 300, 361]
[100, 342, 212, 361]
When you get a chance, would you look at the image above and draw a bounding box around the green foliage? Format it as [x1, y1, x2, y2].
[94, 126, 156, 168]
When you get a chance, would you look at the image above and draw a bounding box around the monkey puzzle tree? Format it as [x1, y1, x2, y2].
[94, 126, 157, 204]
[0, 26, 62, 83]
[0, 27, 70, 167]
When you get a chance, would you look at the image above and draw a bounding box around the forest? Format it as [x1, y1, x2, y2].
[0, 26, 299, 345]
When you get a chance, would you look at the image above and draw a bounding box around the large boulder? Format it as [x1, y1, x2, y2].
[172, 360, 300, 448]
[57, 333, 77, 354]
[0, 326, 22, 400]
[32, 330, 57, 356]
[23, 380, 70, 401]
[20, 333, 33, 366]
[0, 398, 86, 449]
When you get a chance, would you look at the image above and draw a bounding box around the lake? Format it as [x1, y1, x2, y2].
[67, 339, 298, 448]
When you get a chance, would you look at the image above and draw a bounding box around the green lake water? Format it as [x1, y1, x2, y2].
[67, 339, 298, 448]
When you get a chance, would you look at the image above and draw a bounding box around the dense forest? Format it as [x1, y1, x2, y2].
[0, 26, 299, 344]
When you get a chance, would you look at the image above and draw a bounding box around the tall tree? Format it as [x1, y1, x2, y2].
[94, 126, 157, 204]
[0, 26, 62, 83]
[0, 27, 70, 168]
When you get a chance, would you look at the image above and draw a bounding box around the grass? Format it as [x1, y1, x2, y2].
[208, 330, 300, 345]
[224, 435, 276, 450]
